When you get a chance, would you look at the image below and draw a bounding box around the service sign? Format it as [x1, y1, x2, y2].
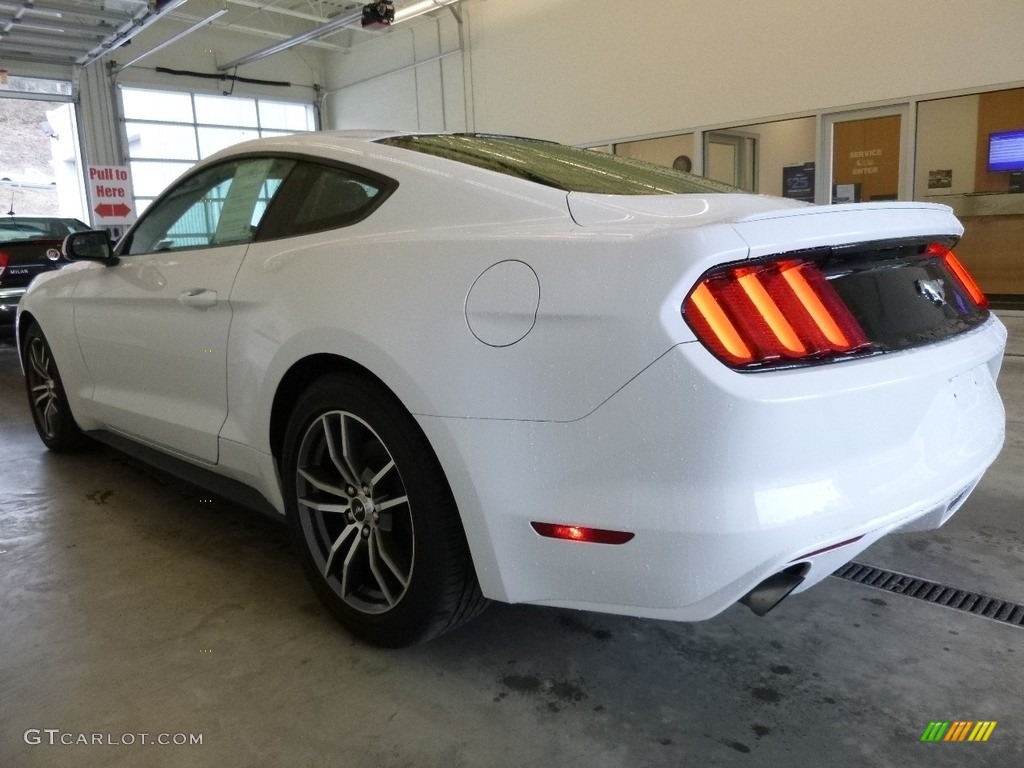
[87, 165, 137, 227]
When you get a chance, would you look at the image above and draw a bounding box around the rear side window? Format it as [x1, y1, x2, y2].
[0, 218, 88, 241]
[257, 162, 390, 240]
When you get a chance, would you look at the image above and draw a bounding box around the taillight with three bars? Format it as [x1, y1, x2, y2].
[684, 244, 987, 370]
[683, 258, 870, 369]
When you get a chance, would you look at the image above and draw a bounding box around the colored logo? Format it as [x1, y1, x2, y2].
[921, 721, 997, 742]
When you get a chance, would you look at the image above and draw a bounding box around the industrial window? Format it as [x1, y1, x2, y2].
[119, 87, 316, 215]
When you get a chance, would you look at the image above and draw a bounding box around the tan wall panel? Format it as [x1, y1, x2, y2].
[916, 95, 979, 199]
[466, 0, 1024, 145]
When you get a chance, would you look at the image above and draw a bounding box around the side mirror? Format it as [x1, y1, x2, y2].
[63, 230, 119, 265]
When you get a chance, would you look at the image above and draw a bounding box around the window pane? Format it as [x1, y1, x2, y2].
[259, 163, 384, 239]
[129, 160, 192, 197]
[122, 88, 193, 121]
[194, 94, 258, 127]
[251, 176, 286, 226]
[125, 122, 198, 161]
[125, 158, 292, 254]
[127, 164, 236, 253]
[197, 126, 260, 158]
[258, 100, 315, 131]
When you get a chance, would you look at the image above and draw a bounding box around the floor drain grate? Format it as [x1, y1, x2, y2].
[832, 562, 1024, 628]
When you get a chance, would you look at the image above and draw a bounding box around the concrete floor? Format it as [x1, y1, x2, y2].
[2, 314, 1022, 768]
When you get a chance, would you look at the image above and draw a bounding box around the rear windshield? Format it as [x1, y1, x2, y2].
[377, 134, 739, 195]
[0, 217, 90, 242]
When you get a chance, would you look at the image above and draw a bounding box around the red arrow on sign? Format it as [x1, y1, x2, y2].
[94, 202, 132, 217]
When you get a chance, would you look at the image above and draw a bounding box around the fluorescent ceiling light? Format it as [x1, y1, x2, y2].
[393, 0, 460, 23]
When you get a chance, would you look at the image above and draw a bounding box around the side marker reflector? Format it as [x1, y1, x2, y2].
[531, 522, 634, 545]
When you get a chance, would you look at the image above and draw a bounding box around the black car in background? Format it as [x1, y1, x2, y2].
[0, 216, 91, 332]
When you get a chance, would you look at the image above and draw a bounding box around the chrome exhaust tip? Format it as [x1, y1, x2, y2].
[740, 566, 806, 616]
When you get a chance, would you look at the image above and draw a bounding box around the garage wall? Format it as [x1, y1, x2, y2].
[325, 0, 1024, 145]
[77, 22, 321, 171]
[108, 24, 321, 102]
[465, 0, 1024, 145]
[324, 14, 467, 133]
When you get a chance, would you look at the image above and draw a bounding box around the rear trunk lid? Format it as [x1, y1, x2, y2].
[568, 192, 990, 367]
[566, 191, 809, 230]
[0, 238, 65, 293]
[727, 202, 989, 361]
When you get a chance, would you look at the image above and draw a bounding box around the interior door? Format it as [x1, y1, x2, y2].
[704, 131, 757, 191]
[72, 157, 292, 463]
[821, 105, 910, 204]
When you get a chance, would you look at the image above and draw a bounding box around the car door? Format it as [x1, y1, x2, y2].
[72, 156, 293, 463]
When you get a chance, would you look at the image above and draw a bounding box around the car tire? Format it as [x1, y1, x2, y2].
[282, 372, 488, 647]
[22, 322, 86, 453]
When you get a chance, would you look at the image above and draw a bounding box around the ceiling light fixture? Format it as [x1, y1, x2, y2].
[393, 0, 459, 23]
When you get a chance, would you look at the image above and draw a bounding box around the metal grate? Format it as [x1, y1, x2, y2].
[832, 562, 1024, 628]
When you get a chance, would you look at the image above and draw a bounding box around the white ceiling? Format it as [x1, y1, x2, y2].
[0, 1, 410, 72]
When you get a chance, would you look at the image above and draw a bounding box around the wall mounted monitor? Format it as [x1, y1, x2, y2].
[987, 129, 1024, 173]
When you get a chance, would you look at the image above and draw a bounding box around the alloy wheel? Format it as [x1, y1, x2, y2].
[294, 410, 414, 614]
[26, 336, 61, 440]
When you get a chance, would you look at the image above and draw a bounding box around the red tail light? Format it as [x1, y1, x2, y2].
[683, 259, 871, 369]
[926, 243, 988, 308]
[0, 251, 8, 277]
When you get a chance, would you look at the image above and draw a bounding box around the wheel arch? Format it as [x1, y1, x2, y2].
[269, 353, 393, 464]
[267, 351, 506, 604]
[16, 310, 38, 367]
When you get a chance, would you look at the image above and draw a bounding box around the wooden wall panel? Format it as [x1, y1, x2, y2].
[833, 115, 901, 201]
[974, 88, 1024, 193]
[957, 214, 1024, 295]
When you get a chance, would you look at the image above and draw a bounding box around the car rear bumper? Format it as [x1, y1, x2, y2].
[420, 315, 1006, 619]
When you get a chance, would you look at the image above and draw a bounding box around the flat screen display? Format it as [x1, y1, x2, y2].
[988, 129, 1024, 173]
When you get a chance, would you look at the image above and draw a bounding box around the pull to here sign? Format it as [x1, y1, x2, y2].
[88, 166, 137, 227]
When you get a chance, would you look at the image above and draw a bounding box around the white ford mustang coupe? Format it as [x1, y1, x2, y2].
[18, 132, 1006, 646]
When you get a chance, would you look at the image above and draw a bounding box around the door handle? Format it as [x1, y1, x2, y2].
[178, 288, 218, 309]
